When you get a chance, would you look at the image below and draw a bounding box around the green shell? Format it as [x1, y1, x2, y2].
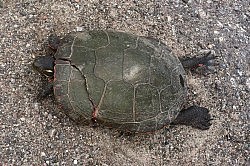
[53, 30, 187, 132]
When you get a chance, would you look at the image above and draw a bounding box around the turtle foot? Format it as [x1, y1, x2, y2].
[180, 51, 218, 75]
[171, 105, 212, 130]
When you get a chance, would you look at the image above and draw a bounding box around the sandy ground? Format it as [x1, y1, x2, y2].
[0, 0, 249, 165]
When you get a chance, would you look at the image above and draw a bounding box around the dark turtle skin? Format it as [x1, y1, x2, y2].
[33, 30, 213, 133]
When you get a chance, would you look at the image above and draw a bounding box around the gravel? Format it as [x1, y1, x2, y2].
[0, 0, 249, 165]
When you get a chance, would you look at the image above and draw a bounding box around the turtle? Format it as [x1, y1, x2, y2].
[33, 30, 215, 133]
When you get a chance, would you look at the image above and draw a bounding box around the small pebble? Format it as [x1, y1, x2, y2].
[20, 117, 25, 121]
[197, 8, 207, 19]
[49, 128, 57, 138]
[41, 152, 46, 157]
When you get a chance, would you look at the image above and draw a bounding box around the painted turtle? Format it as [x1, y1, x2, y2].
[33, 30, 214, 133]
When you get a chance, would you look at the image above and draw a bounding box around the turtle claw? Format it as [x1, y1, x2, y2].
[171, 105, 212, 130]
[196, 123, 210, 130]
[197, 119, 212, 130]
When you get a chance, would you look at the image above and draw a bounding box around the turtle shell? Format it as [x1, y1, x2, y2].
[53, 30, 187, 132]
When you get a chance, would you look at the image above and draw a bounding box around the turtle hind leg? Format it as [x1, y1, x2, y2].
[171, 105, 212, 130]
[179, 51, 218, 75]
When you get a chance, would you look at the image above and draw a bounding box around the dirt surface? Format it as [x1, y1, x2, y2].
[0, 0, 249, 165]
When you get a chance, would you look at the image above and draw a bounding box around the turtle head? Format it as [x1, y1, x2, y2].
[33, 56, 55, 77]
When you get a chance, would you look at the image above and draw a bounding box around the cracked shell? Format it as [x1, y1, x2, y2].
[53, 30, 187, 132]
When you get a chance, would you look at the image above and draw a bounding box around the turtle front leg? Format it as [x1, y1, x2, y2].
[171, 106, 212, 130]
[37, 80, 54, 99]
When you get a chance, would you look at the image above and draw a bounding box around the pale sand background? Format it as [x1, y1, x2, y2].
[0, 0, 249, 165]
